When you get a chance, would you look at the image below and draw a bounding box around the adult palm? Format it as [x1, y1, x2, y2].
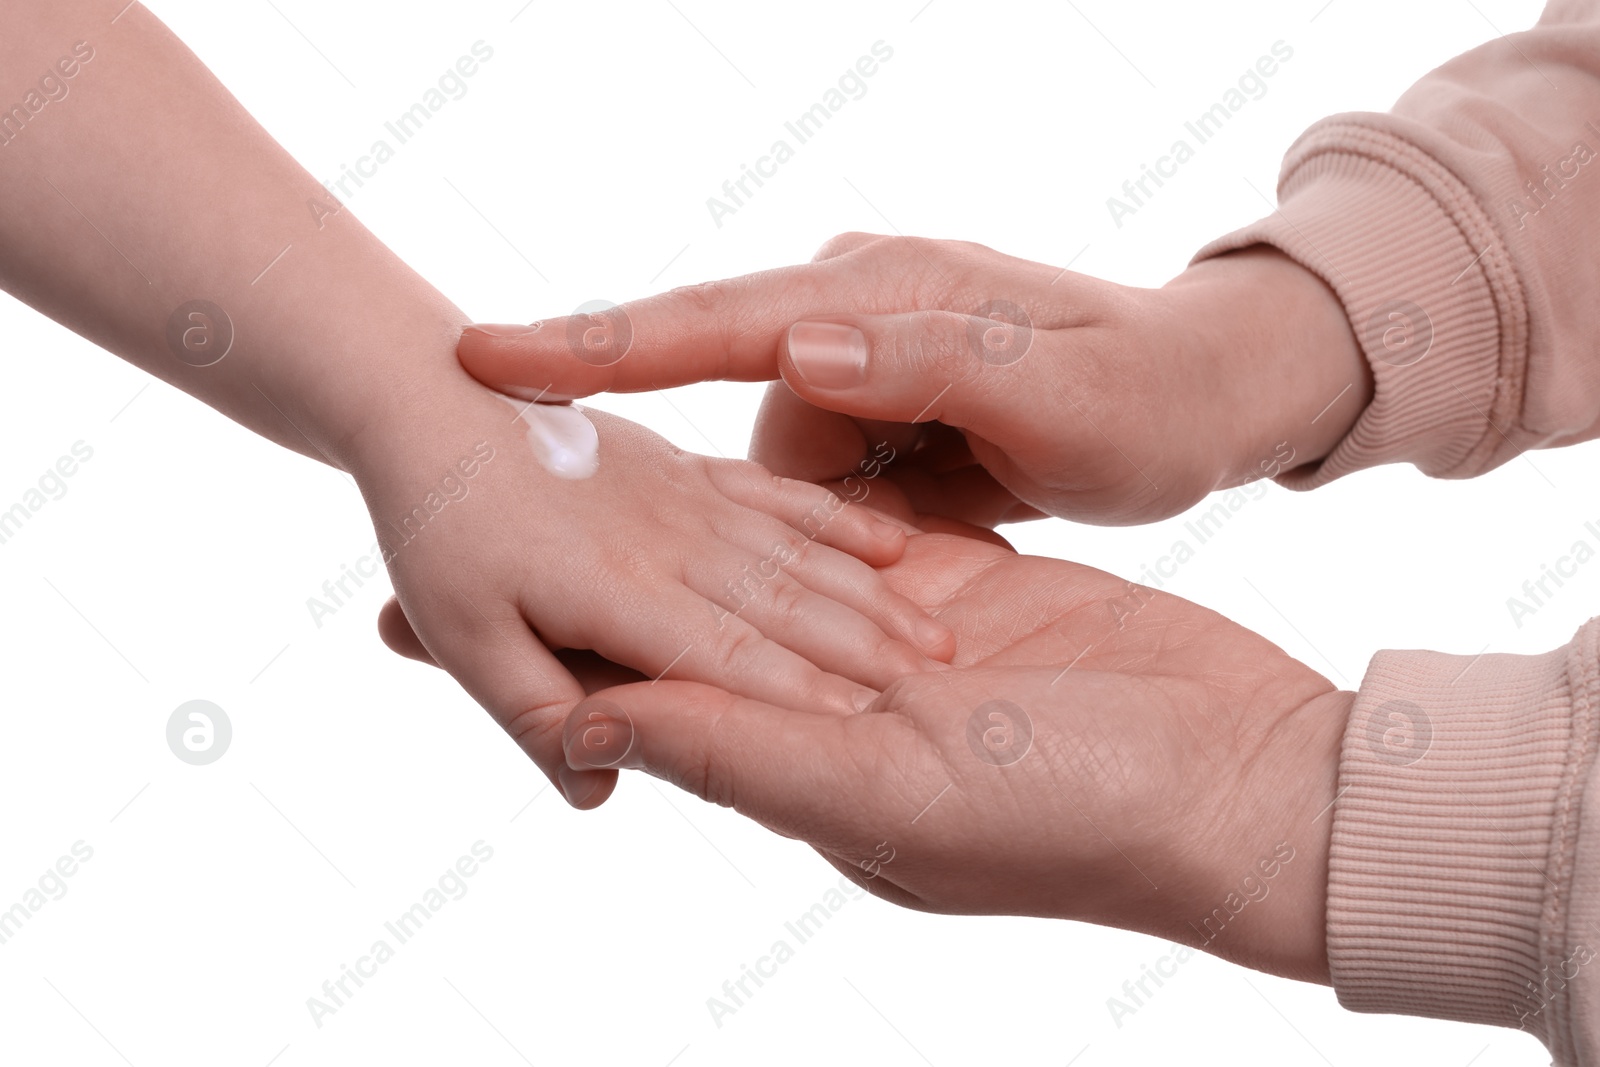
[555, 532, 1349, 983]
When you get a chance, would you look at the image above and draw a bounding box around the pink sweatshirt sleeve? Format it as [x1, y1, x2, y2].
[1192, 0, 1600, 489]
[1189, 4, 1600, 1057]
[1330, 621, 1600, 1062]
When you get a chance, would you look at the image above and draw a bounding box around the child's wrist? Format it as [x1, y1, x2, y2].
[338, 369, 503, 485]
[296, 310, 489, 481]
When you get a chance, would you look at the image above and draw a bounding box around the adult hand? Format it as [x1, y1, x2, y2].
[458, 234, 1369, 526]
[550, 532, 1349, 981]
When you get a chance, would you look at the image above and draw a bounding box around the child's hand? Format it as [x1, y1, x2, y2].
[349, 383, 954, 804]
[0, 0, 953, 809]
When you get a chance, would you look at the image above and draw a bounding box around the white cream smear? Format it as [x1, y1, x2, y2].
[499, 395, 600, 479]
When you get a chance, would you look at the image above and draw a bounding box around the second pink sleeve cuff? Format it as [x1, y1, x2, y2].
[1328, 619, 1600, 1061]
[1192, 119, 1528, 490]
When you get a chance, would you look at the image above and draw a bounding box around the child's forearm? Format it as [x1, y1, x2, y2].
[0, 1, 464, 472]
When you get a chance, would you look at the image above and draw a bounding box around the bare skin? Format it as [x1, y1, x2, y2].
[379, 529, 1348, 984]
[0, 4, 953, 805]
[457, 233, 1370, 527]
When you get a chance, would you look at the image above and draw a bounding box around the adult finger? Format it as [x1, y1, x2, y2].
[748, 380, 909, 483]
[881, 464, 1047, 529]
[560, 681, 894, 846]
[908, 515, 1017, 548]
[455, 261, 847, 399]
[778, 310, 1043, 434]
[455, 236, 990, 398]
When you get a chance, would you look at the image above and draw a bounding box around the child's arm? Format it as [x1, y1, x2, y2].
[0, 2, 445, 467]
[0, 2, 954, 803]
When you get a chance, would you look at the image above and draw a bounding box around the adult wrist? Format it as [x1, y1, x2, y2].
[1187, 686, 1348, 984]
[1114, 684, 1346, 984]
[1163, 247, 1370, 490]
[1192, 122, 1521, 490]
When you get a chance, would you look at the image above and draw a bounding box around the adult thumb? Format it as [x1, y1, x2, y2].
[778, 310, 1035, 431]
[561, 681, 872, 843]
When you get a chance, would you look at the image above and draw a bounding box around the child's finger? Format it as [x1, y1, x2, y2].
[376, 598, 651, 693]
[770, 544, 957, 666]
[408, 587, 618, 809]
[703, 459, 907, 568]
[708, 522, 954, 665]
[377, 595, 437, 666]
[686, 556, 934, 690]
[575, 581, 877, 717]
[681, 605, 881, 716]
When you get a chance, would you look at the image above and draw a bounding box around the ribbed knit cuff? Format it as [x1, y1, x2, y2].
[1328, 619, 1600, 1054]
[1192, 119, 1527, 490]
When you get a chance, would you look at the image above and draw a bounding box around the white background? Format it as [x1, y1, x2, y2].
[0, 0, 1580, 1064]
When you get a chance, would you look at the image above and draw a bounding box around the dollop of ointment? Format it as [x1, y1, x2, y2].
[498, 394, 600, 480]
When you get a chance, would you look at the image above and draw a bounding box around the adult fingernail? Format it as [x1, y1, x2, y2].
[788, 321, 867, 389]
[852, 688, 878, 713]
[915, 617, 952, 653]
[558, 766, 603, 807]
[497, 383, 579, 402]
[462, 322, 543, 339]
